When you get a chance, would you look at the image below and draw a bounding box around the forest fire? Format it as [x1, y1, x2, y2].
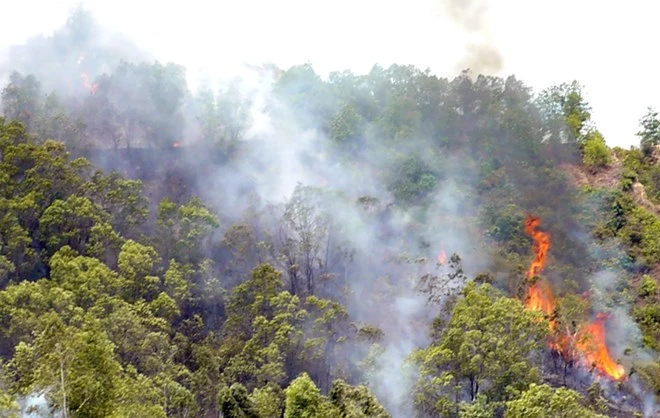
[522, 216, 625, 381]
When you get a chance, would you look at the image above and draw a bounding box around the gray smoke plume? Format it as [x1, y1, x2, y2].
[185, 68, 485, 415]
[441, 0, 503, 75]
[1, 7, 657, 417]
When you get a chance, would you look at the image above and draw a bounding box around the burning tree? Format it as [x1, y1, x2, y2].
[521, 215, 625, 382]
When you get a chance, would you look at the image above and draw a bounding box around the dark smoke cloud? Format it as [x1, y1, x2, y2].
[440, 0, 504, 75]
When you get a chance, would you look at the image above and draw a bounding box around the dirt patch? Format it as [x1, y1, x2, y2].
[561, 153, 623, 190]
[631, 180, 660, 216]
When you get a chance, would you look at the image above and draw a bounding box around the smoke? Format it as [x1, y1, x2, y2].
[0, 8, 146, 99]
[186, 68, 484, 415]
[440, 0, 503, 75]
[0, 7, 657, 418]
[457, 43, 503, 76]
[18, 393, 49, 417]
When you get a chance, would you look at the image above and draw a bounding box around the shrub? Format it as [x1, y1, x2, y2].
[582, 131, 611, 172]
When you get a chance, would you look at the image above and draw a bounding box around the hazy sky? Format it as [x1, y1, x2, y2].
[1, 0, 658, 148]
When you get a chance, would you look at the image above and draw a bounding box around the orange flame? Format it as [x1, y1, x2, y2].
[523, 216, 556, 320]
[521, 216, 624, 381]
[576, 314, 625, 381]
[172, 142, 181, 148]
[437, 249, 447, 265]
[525, 216, 625, 380]
[524, 216, 551, 278]
[526, 280, 555, 319]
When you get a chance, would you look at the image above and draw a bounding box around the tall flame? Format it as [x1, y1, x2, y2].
[521, 215, 625, 381]
[524, 216, 551, 278]
[523, 216, 556, 319]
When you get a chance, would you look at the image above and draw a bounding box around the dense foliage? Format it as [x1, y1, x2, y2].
[0, 8, 658, 418]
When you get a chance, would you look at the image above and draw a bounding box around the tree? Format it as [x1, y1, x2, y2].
[637, 107, 660, 156]
[49, 246, 123, 309]
[273, 64, 336, 128]
[34, 93, 88, 152]
[83, 89, 123, 149]
[215, 83, 252, 145]
[414, 282, 547, 416]
[218, 383, 259, 418]
[82, 171, 148, 239]
[7, 315, 124, 417]
[92, 61, 187, 148]
[327, 70, 378, 121]
[284, 373, 337, 418]
[582, 131, 611, 172]
[266, 185, 333, 296]
[195, 82, 252, 151]
[0, 389, 19, 418]
[221, 264, 306, 389]
[329, 379, 391, 418]
[328, 103, 363, 145]
[117, 240, 160, 302]
[505, 383, 606, 418]
[536, 81, 591, 147]
[249, 384, 284, 418]
[1, 72, 42, 131]
[38, 195, 121, 261]
[155, 197, 219, 266]
[386, 155, 438, 204]
[548, 294, 590, 384]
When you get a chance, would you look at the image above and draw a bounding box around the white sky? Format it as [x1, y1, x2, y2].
[1, 0, 658, 148]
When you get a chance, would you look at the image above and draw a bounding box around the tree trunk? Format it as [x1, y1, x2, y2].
[60, 357, 68, 418]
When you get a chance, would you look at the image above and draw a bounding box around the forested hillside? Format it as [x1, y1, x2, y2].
[0, 9, 658, 418]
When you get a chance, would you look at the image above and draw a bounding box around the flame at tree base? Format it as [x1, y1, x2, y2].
[522, 215, 625, 382]
[576, 314, 626, 381]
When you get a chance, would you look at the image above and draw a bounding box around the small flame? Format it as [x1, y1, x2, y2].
[77, 55, 85, 65]
[172, 142, 181, 148]
[437, 249, 447, 265]
[80, 73, 98, 95]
